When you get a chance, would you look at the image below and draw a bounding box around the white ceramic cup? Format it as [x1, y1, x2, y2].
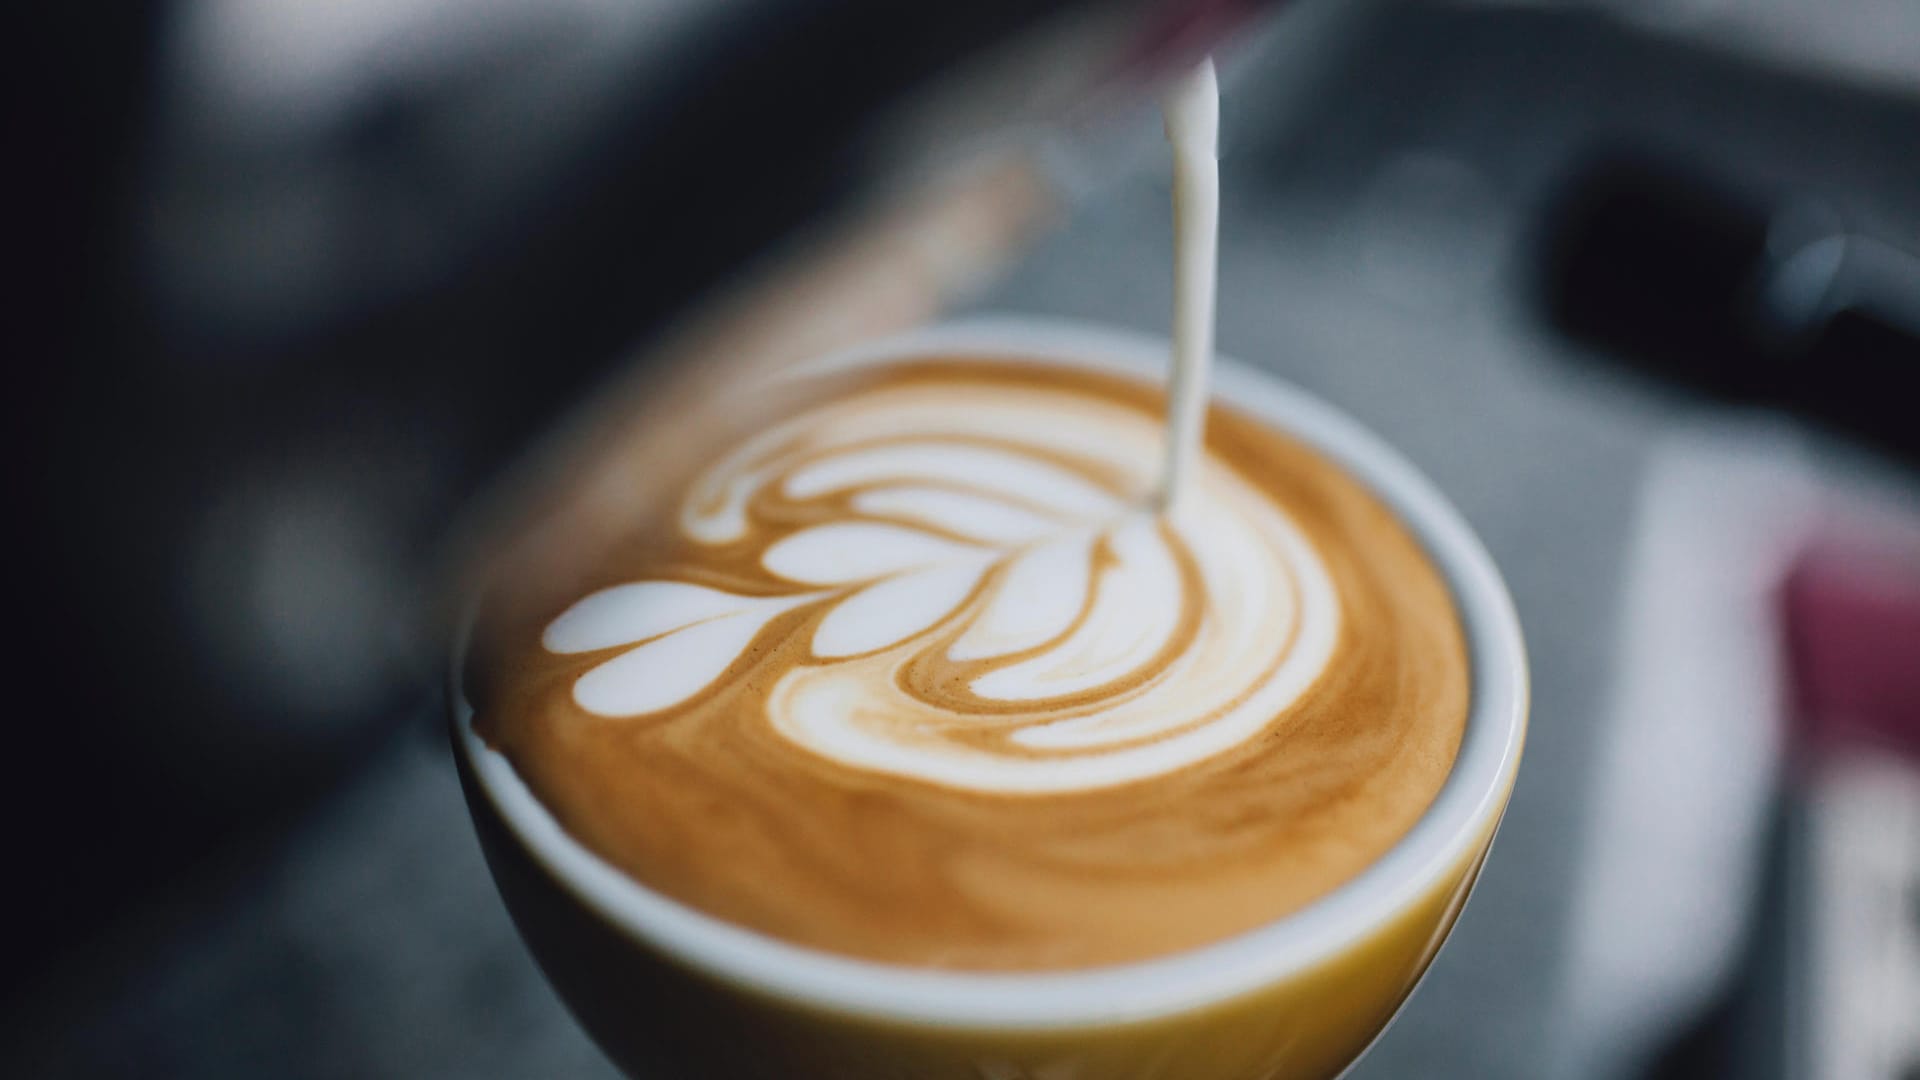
[453, 316, 1528, 1080]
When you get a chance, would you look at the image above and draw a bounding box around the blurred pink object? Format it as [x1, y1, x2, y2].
[1783, 522, 1920, 1080]
[1783, 526, 1920, 761]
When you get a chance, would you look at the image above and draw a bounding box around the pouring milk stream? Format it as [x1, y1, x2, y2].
[1157, 58, 1221, 515]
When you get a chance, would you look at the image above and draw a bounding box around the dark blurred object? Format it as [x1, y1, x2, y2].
[1454, 0, 1920, 98]
[6, 0, 1257, 1000]
[1539, 154, 1920, 467]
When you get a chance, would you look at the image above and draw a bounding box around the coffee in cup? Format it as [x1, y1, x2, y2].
[469, 354, 1468, 974]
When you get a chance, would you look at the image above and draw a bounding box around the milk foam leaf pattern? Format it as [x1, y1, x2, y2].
[813, 556, 995, 659]
[762, 522, 983, 585]
[571, 604, 799, 716]
[542, 581, 767, 654]
[949, 531, 1095, 661]
[544, 382, 1343, 795]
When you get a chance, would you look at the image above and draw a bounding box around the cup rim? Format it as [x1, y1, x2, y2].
[453, 315, 1528, 1030]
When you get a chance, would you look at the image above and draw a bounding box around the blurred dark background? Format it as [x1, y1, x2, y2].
[7, 0, 1919, 1076]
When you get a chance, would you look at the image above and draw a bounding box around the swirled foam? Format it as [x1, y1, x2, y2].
[472, 359, 1467, 971]
[542, 380, 1338, 795]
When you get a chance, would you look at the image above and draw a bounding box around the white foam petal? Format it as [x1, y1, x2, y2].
[949, 532, 1094, 661]
[543, 581, 760, 654]
[762, 522, 980, 585]
[970, 517, 1180, 702]
[813, 557, 991, 659]
[784, 443, 1121, 517]
[851, 486, 1063, 544]
[573, 607, 783, 716]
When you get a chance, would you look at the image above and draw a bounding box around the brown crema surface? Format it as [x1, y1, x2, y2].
[470, 358, 1467, 971]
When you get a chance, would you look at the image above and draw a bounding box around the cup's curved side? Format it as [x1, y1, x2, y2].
[457, 732, 1513, 1080]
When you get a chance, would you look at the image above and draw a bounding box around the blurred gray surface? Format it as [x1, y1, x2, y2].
[7, 730, 614, 1079]
[10, 1, 1920, 1077]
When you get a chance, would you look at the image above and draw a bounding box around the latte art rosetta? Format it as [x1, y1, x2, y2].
[542, 382, 1341, 794]
[476, 358, 1469, 970]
